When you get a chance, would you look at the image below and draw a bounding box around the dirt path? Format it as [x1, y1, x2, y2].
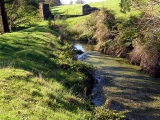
[83, 51, 160, 120]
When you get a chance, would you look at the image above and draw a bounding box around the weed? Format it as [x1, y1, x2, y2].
[94, 99, 127, 120]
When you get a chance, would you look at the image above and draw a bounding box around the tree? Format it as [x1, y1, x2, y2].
[45, 0, 61, 7]
[0, 0, 14, 33]
[120, 0, 160, 38]
[0, 0, 41, 33]
[75, 0, 84, 4]
[70, 0, 73, 4]
[8, 0, 39, 31]
[119, 0, 131, 13]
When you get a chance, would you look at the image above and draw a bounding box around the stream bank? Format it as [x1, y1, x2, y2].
[74, 42, 160, 120]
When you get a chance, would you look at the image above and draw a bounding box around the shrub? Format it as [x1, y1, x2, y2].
[118, 29, 138, 47]
[77, 8, 116, 44]
[99, 8, 116, 30]
[94, 100, 127, 120]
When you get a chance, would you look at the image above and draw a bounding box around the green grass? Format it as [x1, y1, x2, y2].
[0, 21, 93, 119]
[52, 0, 141, 31]
[0, 0, 143, 119]
[51, 0, 140, 19]
[51, 4, 83, 15]
[65, 15, 89, 27]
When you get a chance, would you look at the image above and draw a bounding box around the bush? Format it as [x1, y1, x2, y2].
[100, 8, 116, 30]
[77, 8, 116, 44]
[94, 100, 127, 120]
[118, 29, 138, 47]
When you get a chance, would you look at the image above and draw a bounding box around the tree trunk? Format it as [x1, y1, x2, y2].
[0, 0, 10, 33]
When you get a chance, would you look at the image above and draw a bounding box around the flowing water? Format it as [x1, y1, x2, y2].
[74, 43, 160, 120]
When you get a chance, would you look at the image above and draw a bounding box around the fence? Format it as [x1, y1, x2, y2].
[39, 3, 51, 20]
[39, 3, 99, 20]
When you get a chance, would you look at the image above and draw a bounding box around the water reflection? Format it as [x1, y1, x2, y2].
[74, 44, 85, 52]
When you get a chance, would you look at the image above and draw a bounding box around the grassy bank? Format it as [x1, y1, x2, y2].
[65, 0, 160, 77]
[0, 21, 94, 119]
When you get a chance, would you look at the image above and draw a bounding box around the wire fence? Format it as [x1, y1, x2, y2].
[51, 4, 100, 16]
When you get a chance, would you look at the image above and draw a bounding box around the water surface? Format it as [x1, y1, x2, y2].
[75, 43, 160, 120]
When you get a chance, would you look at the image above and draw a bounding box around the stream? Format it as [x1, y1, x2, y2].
[74, 43, 160, 120]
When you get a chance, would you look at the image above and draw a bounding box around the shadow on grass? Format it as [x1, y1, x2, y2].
[4, 73, 90, 113]
[21, 26, 59, 36]
[51, 9, 66, 15]
[46, 93, 89, 113]
[0, 24, 94, 115]
[51, 6, 66, 15]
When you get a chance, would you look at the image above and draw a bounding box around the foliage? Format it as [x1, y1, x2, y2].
[94, 100, 127, 120]
[45, 0, 61, 7]
[120, 0, 159, 13]
[119, 0, 160, 40]
[94, 107, 126, 119]
[99, 8, 116, 30]
[118, 30, 138, 47]
[26, 0, 40, 8]
[75, 0, 85, 4]
[119, 0, 131, 13]
[117, 15, 139, 46]
[0, 0, 40, 33]
[74, 8, 116, 49]
[47, 17, 61, 31]
[10, 5, 39, 30]
[63, 0, 159, 55]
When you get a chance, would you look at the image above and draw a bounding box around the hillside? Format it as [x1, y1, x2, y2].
[0, 21, 94, 119]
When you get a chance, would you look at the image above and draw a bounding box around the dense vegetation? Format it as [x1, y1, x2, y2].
[60, 0, 160, 77]
[0, 0, 159, 119]
[0, 0, 61, 33]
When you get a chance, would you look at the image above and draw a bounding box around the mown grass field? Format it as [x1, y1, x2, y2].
[0, 21, 94, 119]
[51, 0, 140, 19]
[51, 0, 140, 30]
